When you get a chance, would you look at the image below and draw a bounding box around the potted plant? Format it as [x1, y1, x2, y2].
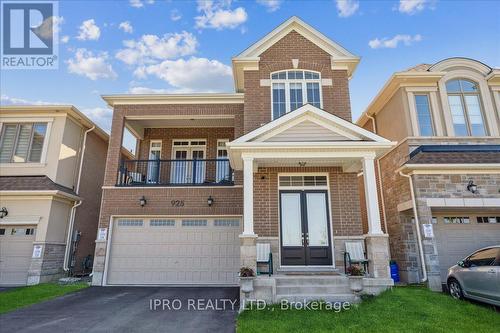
[346, 265, 365, 293]
[239, 267, 256, 293]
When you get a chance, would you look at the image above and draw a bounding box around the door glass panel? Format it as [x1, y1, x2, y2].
[306, 193, 329, 246]
[147, 142, 161, 183]
[281, 193, 302, 246]
[171, 150, 188, 183]
[192, 150, 205, 183]
[464, 95, 486, 136]
[468, 248, 497, 267]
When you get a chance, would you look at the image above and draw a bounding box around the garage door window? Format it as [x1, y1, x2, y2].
[468, 248, 498, 267]
[150, 219, 175, 227]
[214, 219, 240, 227]
[182, 219, 207, 227]
[10, 228, 36, 235]
[117, 219, 143, 227]
[444, 217, 470, 224]
[477, 216, 500, 224]
[0, 228, 5, 235]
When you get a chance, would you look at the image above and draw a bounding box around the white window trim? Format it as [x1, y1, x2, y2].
[408, 92, 436, 137]
[270, 70, 323, 120]
[438, 70, 499, 136]
[171, 139, 207, 159]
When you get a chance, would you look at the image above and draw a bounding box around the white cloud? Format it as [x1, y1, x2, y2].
[0, 94, 62, 106]
[398, 0, 430, 15]
[336, 0, 359, 17]
[116, 31, 198, 65]
[81, 107, 113, 132]
[170, 9, 182, 21]
[61, 35, 70, 43]
[129, 0, 154, 8]
[119, 21, 134, 34]
[195, 0, 248, 30]
[257, 0, 282, 12]
[67, 48, 117, 80]
[77, 19, 101, 41]
[129, 86, 171, 94]
[368, 34, 422, 49]
[135, 57, 233, 92]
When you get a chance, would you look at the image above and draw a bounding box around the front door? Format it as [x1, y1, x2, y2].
[280, 190, 332, 266]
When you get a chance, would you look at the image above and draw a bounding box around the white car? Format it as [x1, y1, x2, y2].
[447, 245, 500, 306]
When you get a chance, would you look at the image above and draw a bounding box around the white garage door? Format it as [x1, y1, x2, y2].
[434, 215, 500, 282]
[106, 217, 241, 285]
[0, 226, 36, 286]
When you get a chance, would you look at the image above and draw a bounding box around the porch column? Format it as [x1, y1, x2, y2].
[242, 156, 255, 236]
[362, 156, 383, 235]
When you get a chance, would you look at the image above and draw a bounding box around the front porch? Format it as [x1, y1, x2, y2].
[226, 105, 397, 302]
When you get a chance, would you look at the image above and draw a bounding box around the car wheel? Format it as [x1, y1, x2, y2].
[448, 279, 464, 300]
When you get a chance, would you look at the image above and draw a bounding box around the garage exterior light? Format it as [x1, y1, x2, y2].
[466, 180, 478, 194]
[207, 196, 214, 207]
[139, 196, 147, 207]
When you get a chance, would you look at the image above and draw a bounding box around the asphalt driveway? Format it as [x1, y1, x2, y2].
[0, 286, 240, 333]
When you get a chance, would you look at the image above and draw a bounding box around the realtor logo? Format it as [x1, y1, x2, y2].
[1, 1, 58, 69]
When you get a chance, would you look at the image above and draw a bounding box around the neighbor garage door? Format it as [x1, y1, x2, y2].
[106, 217, 241, 285]
[0, 226, 36, 286]
[434, 214, 500, 282]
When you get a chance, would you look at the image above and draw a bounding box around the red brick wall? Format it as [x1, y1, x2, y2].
[243, 30, 352, 134]
[253, 167, 363, 237]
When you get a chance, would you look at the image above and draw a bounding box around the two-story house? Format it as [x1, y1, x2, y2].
[0, 105, 122, 285]
[357, 58, 500, 291]
[91, 17, 396, 302]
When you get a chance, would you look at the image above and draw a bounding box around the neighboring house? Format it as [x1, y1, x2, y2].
[357, 58, 500, 291]
[0, 105, 121, 286]
[91, 17, 396, 302]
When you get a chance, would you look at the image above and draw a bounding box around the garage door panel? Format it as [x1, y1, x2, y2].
[0, 227, 36, 286]
[107, 217, 241, 285]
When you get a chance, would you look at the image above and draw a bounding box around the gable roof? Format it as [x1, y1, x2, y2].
[229, 104, 391, 146]
[232, 16, 360, 92]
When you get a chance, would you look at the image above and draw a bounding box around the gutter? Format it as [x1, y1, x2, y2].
[399, 171, 428, 283]
[63, 126, 95, 272]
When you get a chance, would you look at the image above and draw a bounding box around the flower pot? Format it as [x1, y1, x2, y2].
[240, 276, 255, 293]
[348, 276, 364, 292]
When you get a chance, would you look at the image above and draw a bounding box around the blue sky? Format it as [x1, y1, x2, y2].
[2, 0, 500, 138]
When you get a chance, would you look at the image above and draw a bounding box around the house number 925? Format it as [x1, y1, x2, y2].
[171, 200, 184, 207]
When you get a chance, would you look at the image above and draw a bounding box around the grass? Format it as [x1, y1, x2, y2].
[0, 282, 88, 314]
[237, 286, 500, 333]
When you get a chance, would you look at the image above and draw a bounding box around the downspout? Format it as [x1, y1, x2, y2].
[399, 171, 428, 283]
[365, 114, 389, 235]
[63, 126, 95, 272]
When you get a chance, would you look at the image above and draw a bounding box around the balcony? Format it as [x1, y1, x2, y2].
[117, 159, 234, 186]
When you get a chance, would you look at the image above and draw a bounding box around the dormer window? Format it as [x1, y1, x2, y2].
[446, 79, 487, 136]
[271, 70, 322, 120]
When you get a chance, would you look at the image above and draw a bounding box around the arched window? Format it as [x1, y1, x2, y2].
[271, 70, 322, 120]
[446, 79, 486, 136]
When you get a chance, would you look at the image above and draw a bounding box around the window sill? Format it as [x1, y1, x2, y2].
[0, 162, 47, 168]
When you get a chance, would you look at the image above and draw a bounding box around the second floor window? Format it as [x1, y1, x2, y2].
[414, 94, 434, 136]
[446, 79, 486, 136]
[271, 70, 322, 119]
[0, 123, 47, 163]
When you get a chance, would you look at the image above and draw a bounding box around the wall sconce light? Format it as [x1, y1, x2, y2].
[207, 196, 214, 207]
[0, 207, 8, 219]
[139, 196, 147, 207]
[467, 180, 478, 194]
[298, 161, 307, 167]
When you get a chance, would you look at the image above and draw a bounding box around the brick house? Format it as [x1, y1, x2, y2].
[91, 17, 395, 302]
[357, 58, 500, 291]
[0, 105, 129, 285]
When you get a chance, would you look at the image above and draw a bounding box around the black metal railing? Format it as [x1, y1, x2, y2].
[117, 159, 234, 186]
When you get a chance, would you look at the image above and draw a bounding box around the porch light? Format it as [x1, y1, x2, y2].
[207, 196, 214, 207]
[0, 207, 8, 219]
[139, 196, 147, 207]
[298, 161, 307, 167]
[466, 180, 478, 194]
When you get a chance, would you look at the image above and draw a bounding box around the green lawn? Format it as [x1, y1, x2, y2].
[237, 286, 500, 333]
[0, 283, 88, 314]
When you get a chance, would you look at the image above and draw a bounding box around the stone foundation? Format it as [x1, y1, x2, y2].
[27, 243, 66, 285]
[91, 240, 107, 285]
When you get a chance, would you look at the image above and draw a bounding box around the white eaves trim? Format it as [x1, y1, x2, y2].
[397, 163, 500, 175]
[228, 104, 392, 146]
[235, 16, 358, 60]
[0, 190, 80, 201]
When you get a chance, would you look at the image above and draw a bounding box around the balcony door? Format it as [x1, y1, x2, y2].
[147, 140, 162, 183]
[170, 140, 206, 184]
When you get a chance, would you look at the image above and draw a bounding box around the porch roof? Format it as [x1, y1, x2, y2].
[227, 104, 396, 171]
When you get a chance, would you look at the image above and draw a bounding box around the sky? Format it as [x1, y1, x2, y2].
[2, 0, 500, 144]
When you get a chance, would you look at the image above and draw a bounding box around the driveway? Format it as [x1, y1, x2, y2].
[0, 286, 240, 333]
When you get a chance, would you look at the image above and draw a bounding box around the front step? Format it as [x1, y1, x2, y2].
[277, 285, 350, 295]
[275, 276, 349, 286]
[275, 294, 357, 303]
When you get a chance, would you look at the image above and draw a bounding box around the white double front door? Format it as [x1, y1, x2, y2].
[170, 140, 206, 184]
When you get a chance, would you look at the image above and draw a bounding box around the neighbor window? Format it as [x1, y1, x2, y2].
[271, 70, 322, 119]
[414, 94, 434, 136]
[446, 79, 486, 136]
[443, 216, 470, 224]
[0, 123, 48, 163]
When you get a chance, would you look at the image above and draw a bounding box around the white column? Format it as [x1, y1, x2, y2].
[242, 156, 255, 236]
[363, 156, 383, 235]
